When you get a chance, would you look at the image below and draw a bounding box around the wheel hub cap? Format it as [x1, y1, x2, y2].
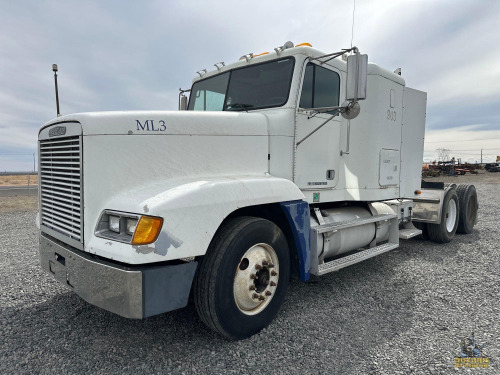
[446, 199, 457, 232]
[233, 243, 279, 315]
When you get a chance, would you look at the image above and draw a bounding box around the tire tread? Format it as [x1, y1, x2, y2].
[456, 184, 478, 234]
[193, 217, 264, 338]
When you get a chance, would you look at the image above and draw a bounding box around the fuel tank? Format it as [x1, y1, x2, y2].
[310, 203, 394, 261]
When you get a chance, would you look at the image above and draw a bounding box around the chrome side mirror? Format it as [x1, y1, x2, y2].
[179, 95, 188, 110]
[346, 52, 368, 101]
[178, 89, 190, 110]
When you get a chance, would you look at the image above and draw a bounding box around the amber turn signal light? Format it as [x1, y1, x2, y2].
[131, 216, 163, 245]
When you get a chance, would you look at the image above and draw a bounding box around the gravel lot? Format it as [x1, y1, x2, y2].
[1, 174, 498, 374]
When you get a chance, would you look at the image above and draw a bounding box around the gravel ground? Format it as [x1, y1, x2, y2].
[1, 176, 499, 374]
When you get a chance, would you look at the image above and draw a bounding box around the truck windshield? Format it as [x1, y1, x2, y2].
[188, 57, 295, 112]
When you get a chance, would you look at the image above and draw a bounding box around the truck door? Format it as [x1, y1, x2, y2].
[294, 62, 342, 190]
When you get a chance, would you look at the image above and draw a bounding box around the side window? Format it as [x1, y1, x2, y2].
[192, 90, 226, 111]
[299, 63, 340, 110]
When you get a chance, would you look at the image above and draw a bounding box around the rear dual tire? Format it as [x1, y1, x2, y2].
[425, 184, 478, 243]
[456, 184, 478, 234]
[427, 188, 459, 243]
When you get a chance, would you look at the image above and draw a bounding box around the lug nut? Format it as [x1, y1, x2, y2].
[270, 281, 276, 286]
[258, 295, 265, 301]
[249, 285, 256, 291]
[268, 263, 275, 268]
[262, 261, 269, 266]
[252, 293, 259, 299]
[255, 264, 262, 270]
[265, 291, 272, 296]
[250, 274, 256, 279]
[271, 270, 277, 276]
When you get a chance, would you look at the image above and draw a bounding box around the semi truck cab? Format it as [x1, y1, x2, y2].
[37, 42, 478, 339]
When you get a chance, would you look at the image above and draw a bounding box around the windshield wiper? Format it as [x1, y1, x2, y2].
[226, 103, 253, 112]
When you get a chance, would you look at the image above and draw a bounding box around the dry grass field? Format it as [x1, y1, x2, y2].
[429, 170, 500, 184]
[0, 174, 38, 186]
[0, 195, 38, 213]
[1, 170, 496, 187]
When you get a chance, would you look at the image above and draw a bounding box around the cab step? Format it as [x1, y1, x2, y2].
[314, 242, 399, 276]
[399, 228, 422, 239]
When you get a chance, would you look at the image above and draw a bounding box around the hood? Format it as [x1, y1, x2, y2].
[39, 110, 272, 249]
[41, 110, 269, 137]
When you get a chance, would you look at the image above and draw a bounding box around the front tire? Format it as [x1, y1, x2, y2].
[193, 217, 290, 340]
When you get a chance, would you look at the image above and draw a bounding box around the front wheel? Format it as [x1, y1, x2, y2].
[193, 217, 290, 340]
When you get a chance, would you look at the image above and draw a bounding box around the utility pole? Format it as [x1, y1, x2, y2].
[33, 152, 35, 173]
[480, 149, 483, 165]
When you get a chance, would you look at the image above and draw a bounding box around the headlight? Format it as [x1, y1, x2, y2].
[109, 215, 121, 233]
[95, 210, 163, 245]
[126, 218, 138, 235]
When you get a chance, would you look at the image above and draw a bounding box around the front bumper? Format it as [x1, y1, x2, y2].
[39, 233, 198, 319]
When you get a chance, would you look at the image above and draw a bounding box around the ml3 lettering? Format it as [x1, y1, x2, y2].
[136, 120, 167, 131]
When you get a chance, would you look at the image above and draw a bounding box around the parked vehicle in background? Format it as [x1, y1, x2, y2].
[485, 162, 500, 172]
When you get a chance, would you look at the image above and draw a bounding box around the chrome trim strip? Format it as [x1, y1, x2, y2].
[39, 121, 82, 140]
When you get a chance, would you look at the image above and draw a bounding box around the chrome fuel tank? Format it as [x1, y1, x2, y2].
[311, 203, 393, 261]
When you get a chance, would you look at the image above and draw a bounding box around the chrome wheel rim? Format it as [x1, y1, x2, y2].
[446, 199, 457, 232]
[233, 243, 279, 316]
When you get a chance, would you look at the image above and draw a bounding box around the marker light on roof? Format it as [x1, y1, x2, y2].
[274, 41, 294, 56]
[296, 43, 312, 47]
[239, 53, 254, 62]
[214, 62, 225, 70]
[253, 52, 269, 57]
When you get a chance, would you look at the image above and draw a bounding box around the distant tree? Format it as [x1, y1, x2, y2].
[436, 148, 451, 162]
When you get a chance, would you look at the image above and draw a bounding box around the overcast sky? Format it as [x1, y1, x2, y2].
[1, 0, 499, 171]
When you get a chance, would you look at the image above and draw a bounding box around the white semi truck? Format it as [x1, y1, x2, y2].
[37, 42, 478, 339]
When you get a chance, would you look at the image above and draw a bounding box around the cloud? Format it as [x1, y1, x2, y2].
[424, 125, 500, 163]
[0, 0, 499, 171]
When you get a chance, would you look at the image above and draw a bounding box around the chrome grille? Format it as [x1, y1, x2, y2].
[39, 136, 82, 243]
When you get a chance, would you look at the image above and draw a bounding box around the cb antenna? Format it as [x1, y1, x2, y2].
[350, 0, 356, 49]
[52, 64, 61, 117]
